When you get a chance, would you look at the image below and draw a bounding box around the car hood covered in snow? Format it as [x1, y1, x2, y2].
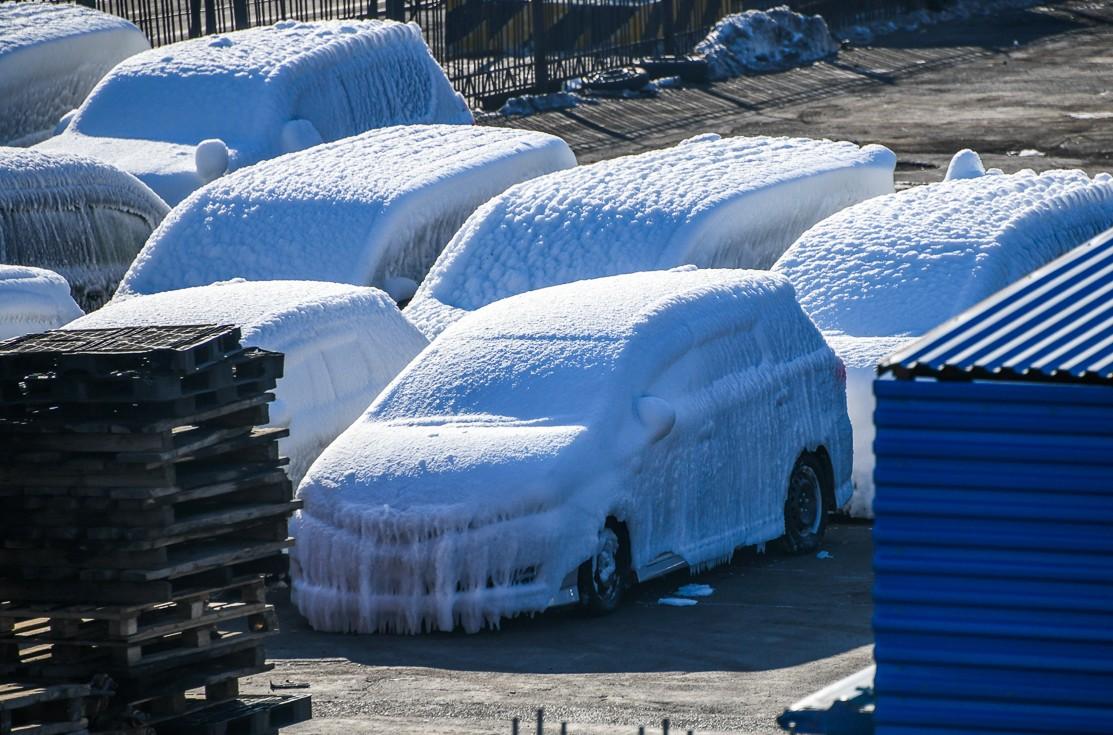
[0, 265, 83, 340]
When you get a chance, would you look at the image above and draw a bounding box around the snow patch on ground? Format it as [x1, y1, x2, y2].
[500, 91, 588, 117]
[115, 125, 575, 301]
[675, 583, 715, 597]
[66, 280, 427, 484]
[695, 6, 837, 80]
[0, 3, 148, 146]
[0, 265, 83, 340]
[658, 597, 699, 607]
[406, 135, 895, 338]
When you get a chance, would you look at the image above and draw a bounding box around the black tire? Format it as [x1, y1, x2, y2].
[776, 453, 830, 554]
[578, 525, 628, 615]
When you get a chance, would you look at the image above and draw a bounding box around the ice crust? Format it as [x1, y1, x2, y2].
[293, 268, 852, 634]
[776, 166, 1113, 518]
[36, 20, 472, 204]
[114, 125, 576, 300]
[0, 2, 148, 146]
[405, 135, 895, 338]
[66, 280, 427, 484]
[695, 6, 838, 80]
[0, 148, 169, 311]
[0, 265, 83, 340]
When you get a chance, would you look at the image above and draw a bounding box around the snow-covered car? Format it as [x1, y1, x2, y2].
[66, 280, 428, 484]
[36, 20, 472, 205]
[1, 148, 169, 311]
[773, 152, 1113, 517]
[113, 125, 575, 303]
[0, 265, 82, 341]
[404, 134, 895, 338]
[292, 268, 853, 634]
[0, 3, 149, 146]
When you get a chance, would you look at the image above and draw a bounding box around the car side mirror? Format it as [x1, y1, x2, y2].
[636, 395, 675, 442]
[281, 119, 323, 153]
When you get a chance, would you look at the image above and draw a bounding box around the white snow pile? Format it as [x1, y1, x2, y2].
[293, 268, 852, 634]
[66, 280, 427, 484]
[406, 134, 895, 338]
[114, 125, 575, 303]
[0, 148, 169, 311]
[499, 91, 587, 117]
[0, 2, 148, 147]
[838, 0, 1042, 46]
[775, 153, 1113, 518]
[695, 6, 837, 81]
[0, 265, 83, 341]
[36, 20, 472, 205]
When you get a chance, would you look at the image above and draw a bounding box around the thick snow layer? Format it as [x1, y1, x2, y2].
[0, 3, 148, 146]
[293, 268, 852, 633]
[66, 280, 427, 484]
[114, 125, 575, 301]
[0, 148, 169, 311]
[35, 20, 472, 205]
[695, 6, 837, 81]
[775, 168, 1113, 338]
[0, 265, 83, 340]
[406, 135, 895, 338]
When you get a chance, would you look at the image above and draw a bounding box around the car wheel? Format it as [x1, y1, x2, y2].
[777, 453, 830, 554]
[579, 526, 627, 615]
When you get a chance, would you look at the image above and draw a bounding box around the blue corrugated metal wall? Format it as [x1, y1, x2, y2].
[872, 378, 1113, 735]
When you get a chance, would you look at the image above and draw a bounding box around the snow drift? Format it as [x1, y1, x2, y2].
[0, 265, 83, 341]
[775, 158, 1113, 517]
[66, 280, 428, 484]
[695, 6, 838, 81]
[0, 148, 169, 311]
[293, 268, 852, 634]
[0, 3, 148, 147]
[36, 20, 472, 205]
[114, 125, 575, 302]
[405, 134, 895, 338]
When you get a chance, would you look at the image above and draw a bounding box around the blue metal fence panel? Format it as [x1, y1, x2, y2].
[880, 226, 1113, 386]
[872, 378, 1113, 735]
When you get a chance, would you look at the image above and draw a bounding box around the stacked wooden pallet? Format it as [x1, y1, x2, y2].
[0, 325, 308, 733]
[0, 681, 90, 735]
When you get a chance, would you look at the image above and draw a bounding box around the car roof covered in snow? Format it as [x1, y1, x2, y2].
[0, 148, 168, 218]
[0, 2, 142, 57]
[115, 125, 576, 299]
[0, 264, 83, 340]
[404, 134, 894, 337]
[774, 168, 1113, 338]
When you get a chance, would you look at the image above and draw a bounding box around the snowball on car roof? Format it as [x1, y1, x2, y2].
[114, 125, 576, 301]
[404, 134, 895, 337]
[0, 2, 148, 146]
[774, 168, 1113, 337]
[0, 265, 83, 341]
[66, 280, 428, 483]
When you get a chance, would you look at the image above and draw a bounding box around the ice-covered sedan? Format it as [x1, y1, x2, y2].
[37, 20, 471, 205]
[293, 268, 852, 634]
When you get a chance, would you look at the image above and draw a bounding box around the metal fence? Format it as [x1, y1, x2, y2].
[55, 0, 929, 108]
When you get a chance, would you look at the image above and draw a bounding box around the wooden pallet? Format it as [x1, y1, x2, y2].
[153, 694, 311, 735]
[0, 681, 90, 735]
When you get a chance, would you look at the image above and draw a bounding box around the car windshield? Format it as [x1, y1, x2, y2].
[375, 334, 624, 424]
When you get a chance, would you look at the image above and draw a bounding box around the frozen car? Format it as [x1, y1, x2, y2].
[37, 20, 472, 205]
[0, 3, 148, 146]
[114, 125, 576, 303]
[405, 134, 895, 338]
[1, 148, 169, 311]
[66, 280, 428, 484]
[0, 265, 82, 341]
[773, 152, 1113, 517]
[293, 268, 853, 634]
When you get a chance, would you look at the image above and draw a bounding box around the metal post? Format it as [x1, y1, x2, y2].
[661, 0, 675, 55]
[203, 0, 217, 35]
[387, 0, 406, 21]
[560, 722, 567, 735]
[536, 708, 544, 735]
[232, 0, 249, 29]
[188, 0, 202, 37]
[662, 719, 670, 735]
[530, 0, 549, 93]
[512, 717, 519, 735]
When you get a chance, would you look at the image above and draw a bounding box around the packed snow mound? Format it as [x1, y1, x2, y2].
[0, 265, 83, 340]
[36, 20, 472, 204]
[66, 280, 427, 484]
[0, 3, 148, 146]
[0, 148, 169, 311]
[115, 125, 575, 301]
[695, 6, 837, 81]
[406, 134, 895, 337]
[775, 168, 1113, 338]
[293, 268, 852, 633]
[944, 148, 986, 181]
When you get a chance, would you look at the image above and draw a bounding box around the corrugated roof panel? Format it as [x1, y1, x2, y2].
[880, 226, 1113, 384]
